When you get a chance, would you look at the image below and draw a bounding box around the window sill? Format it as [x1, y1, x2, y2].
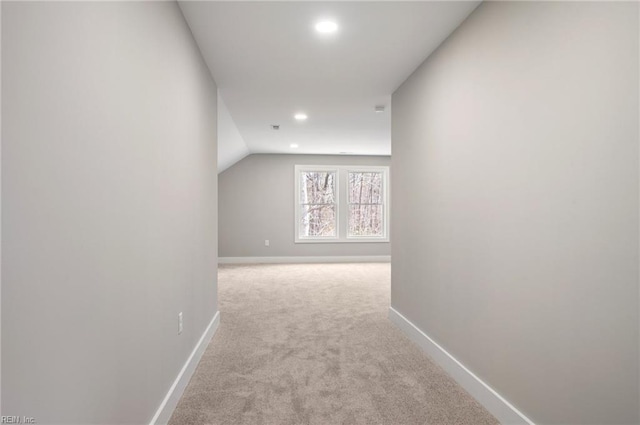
[295, 238, 389, 244]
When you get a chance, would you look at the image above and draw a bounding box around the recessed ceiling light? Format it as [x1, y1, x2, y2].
[315, 20, 338, 34]
[290, 143, 299, 148]
[294, 113, 308, 121]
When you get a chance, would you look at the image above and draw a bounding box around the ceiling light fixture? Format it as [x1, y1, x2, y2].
[294, 113, 308, 121]
[290, 144, 299, 148]
[315, 20, 338, 34]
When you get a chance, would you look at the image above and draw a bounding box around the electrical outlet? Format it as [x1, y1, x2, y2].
[178, 312, 183, 335]
[265, 239, 270, 247]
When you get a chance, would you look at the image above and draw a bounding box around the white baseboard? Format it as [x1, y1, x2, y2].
[219, 255, 391, 264]
[149, 310, 220, 425]
[388, 307, 534, 425]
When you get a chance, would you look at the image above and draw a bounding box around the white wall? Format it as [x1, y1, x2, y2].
[219, 154, 390, 258]
[391, 2, 639, 424]
[217, 91, 249, 173]
[2, 2, 218, 423]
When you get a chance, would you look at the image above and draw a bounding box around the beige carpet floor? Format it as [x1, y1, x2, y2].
[168, 263, 498, 425]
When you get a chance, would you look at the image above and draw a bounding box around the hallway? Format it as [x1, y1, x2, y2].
[3, 1, 639, 423]
[169, 263, 497, 425]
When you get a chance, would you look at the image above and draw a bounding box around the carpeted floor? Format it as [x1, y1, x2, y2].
[168, 263, 498, 425]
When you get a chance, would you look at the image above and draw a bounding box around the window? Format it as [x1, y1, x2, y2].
[295, 165, 389, 243]
[348, 171, 384, 238]
[298, 170, 337, 239]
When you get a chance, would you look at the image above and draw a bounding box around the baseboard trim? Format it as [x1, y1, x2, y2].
[388, 307, 534, 425]
[149, 310, 220, 425]
[219, 255, 391, 264]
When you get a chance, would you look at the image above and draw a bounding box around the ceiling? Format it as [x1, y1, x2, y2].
[179, 1, 481, 157]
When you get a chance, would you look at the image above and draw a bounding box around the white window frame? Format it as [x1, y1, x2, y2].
[294, 166, 340, 243]
[294, 165, 389, 243]
[345, 166, 389, 242]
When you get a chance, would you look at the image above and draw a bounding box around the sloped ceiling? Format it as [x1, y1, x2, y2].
[218, 91, 250, 173]
[179, 1, 481, 170]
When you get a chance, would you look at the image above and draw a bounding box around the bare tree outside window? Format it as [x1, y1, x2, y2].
[348, 172, 384, 237]
[295, 165, 388, 242]
[299, 171, 337, 237]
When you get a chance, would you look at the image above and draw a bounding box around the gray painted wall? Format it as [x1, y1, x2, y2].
[219, 154, 390, 258]
[391, 2, 639, 424]
[2, 2, 218, 423]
